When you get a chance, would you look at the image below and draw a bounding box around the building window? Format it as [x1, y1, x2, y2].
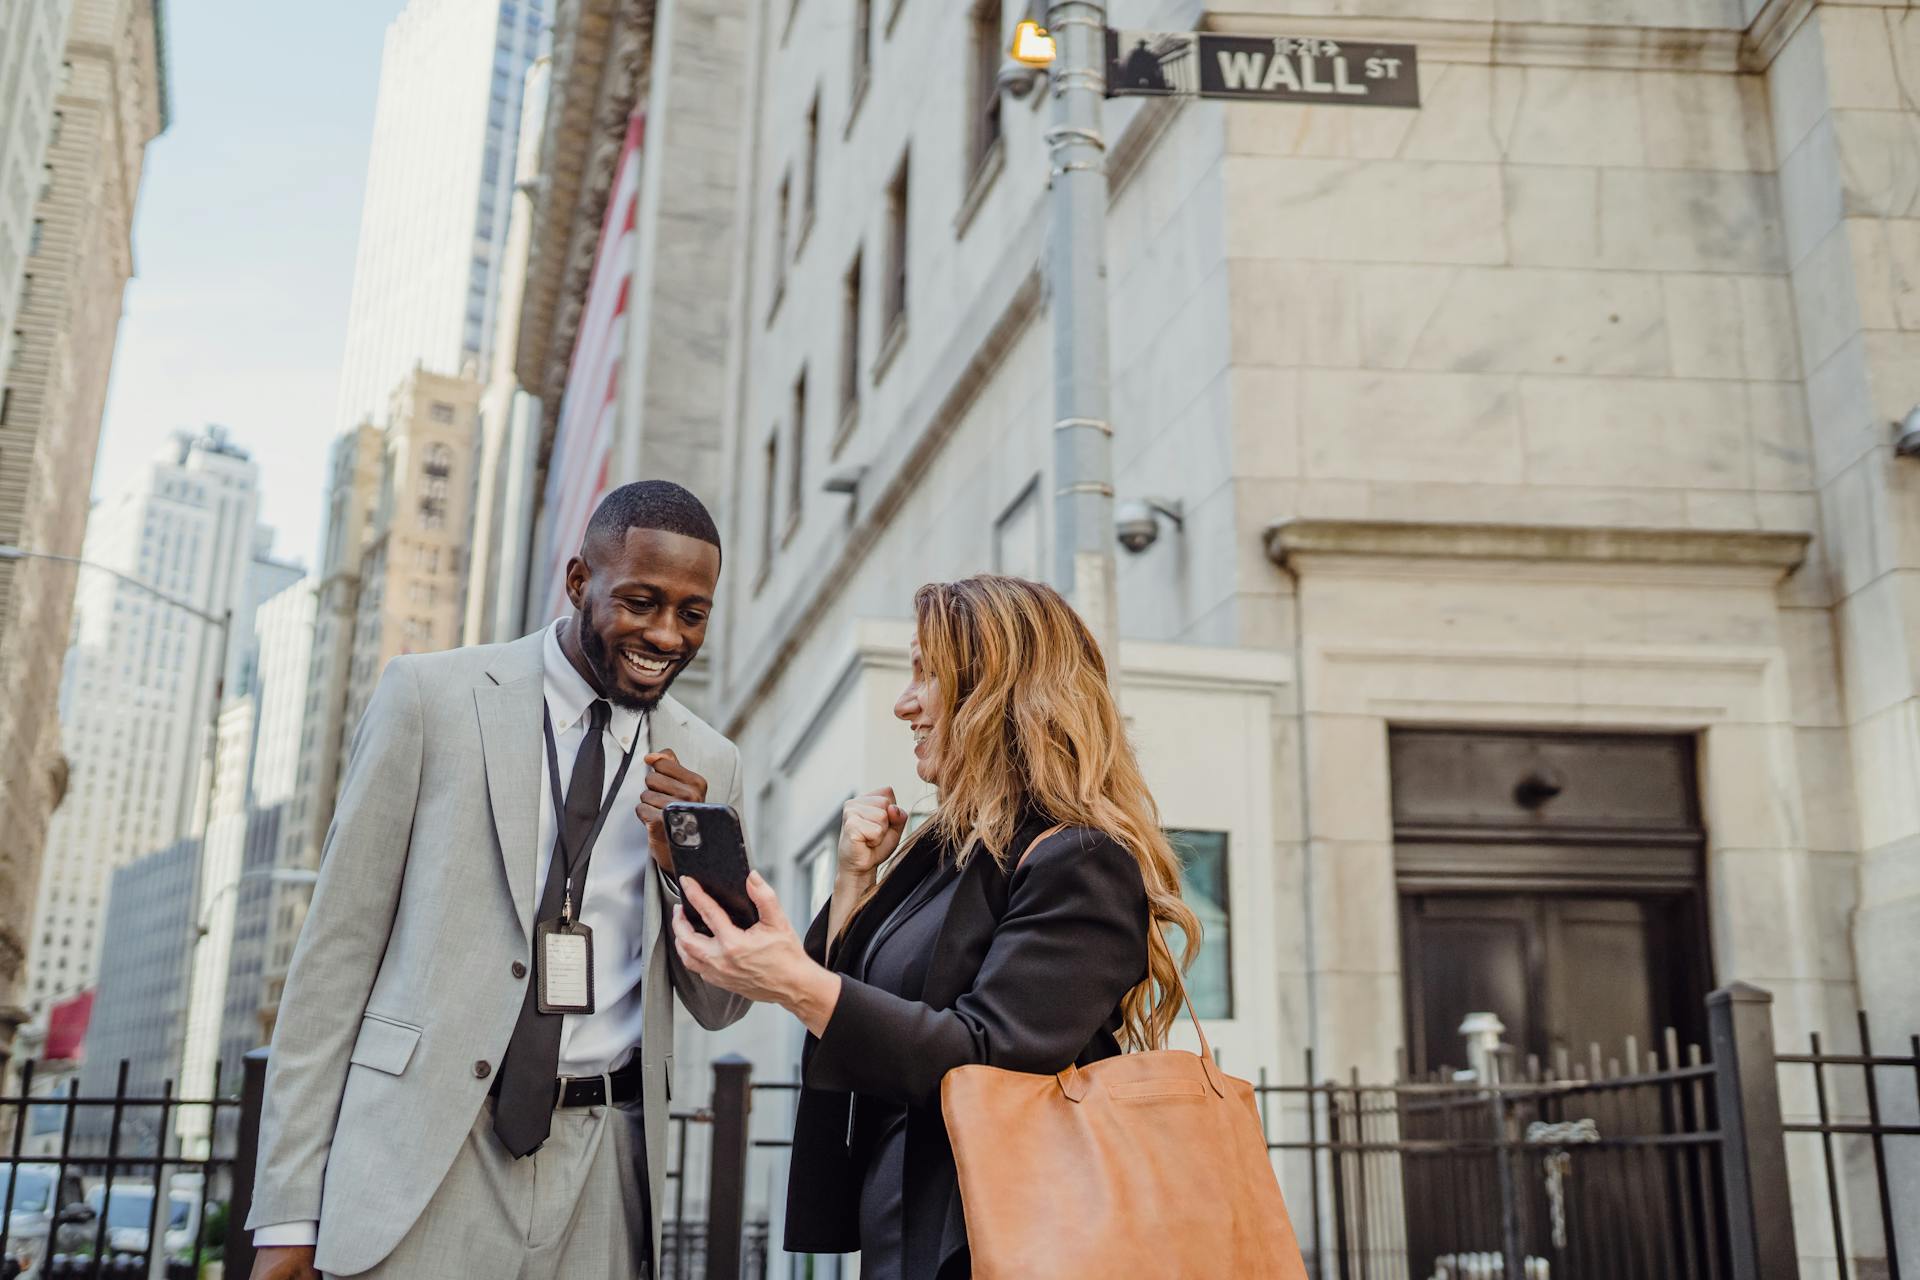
[1165, 830, 1232, 1019]
[771, 170, 791, 308]
[27, 220, 44, 256]
[802, 92, 820, 232]
[993, 477, 1041, 579]
[970, 0, 1004, 176]
[0, 388, 11, 425]
[787, 369, 807, 540]
[853, 0, 873, 86]
[883, 154, 909, 337]
[8, 333, 21, 371]
[839, 250, 862, 436]
[49, 112, 62, 146]
[429, 401, 456, 424]
[759, 430, 780, 578]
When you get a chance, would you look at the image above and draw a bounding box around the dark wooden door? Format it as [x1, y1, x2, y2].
[1402, 892, 1706, 1076]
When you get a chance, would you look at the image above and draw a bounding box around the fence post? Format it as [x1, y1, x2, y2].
[225, 1048, 269, 1280]
[705, 1055, 753, 1280]
[1709, 983, 1800, 1280]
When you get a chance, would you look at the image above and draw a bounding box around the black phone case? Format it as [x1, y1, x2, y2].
[664, 802, 760, 935]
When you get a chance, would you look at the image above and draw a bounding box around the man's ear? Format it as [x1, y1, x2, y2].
[564, 556, 589, 610]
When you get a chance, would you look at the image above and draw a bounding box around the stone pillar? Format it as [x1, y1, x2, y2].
[1767, 4, 1920, 1040]
[1767, 6, 1920, 1266]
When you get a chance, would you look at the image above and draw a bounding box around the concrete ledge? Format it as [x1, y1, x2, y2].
[1265, 518, 1812, 575]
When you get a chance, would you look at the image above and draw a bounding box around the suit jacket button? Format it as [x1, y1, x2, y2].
[511, 961, 527, 979]
[474, 1061, 491, 1079]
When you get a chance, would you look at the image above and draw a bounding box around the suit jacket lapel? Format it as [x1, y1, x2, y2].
[830, 834, 943, 975]
[475, 633, 547, 939]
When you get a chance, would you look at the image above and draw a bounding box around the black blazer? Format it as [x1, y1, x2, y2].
[783, 815, 1150, 1277]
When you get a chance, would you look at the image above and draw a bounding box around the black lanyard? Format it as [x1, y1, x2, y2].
[540, 701, 641, 925]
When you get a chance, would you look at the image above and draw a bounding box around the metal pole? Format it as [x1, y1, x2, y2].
[224, 1048, 269, 1280]
[1044, 0, 1120, 670]
[1708, 983, 1801, 1280]
[192, 609, 233, 836]
[704, 1055, 752, 1280]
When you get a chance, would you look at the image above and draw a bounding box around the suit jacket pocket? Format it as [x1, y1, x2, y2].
[348, 1012, 423, 1076]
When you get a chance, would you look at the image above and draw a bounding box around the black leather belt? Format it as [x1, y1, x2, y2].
[556, 1062, 645, 1109]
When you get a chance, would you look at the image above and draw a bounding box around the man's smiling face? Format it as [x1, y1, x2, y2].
[565, 526, 721, 712]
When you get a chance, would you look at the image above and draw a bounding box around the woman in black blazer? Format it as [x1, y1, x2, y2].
[673, 575, 1201, 1280]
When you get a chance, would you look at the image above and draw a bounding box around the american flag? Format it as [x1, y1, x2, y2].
[539, 112, 644, 623]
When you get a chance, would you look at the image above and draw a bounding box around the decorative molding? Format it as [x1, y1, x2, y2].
[1307, 641, 1785, 727]
[1206, 5, 1815, 75]
[1266, 519, 1811, 578]
[1742, 0, 1816, 73]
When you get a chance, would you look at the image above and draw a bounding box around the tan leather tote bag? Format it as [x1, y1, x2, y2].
[940, 829, 1309, 1279]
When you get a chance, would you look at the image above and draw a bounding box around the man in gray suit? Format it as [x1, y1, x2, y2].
[247, 481, 750, 1279]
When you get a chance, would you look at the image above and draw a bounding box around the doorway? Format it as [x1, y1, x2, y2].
[1390, 729, 1711, 1077]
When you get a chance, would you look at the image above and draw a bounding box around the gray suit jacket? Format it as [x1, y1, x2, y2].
[246, 631, 749, 1275]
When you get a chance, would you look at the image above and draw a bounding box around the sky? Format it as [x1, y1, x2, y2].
[92, 0, 407, 571]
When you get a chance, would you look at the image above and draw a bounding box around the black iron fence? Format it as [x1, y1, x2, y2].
[0, 1058, 239, 1280]
[6, 983, 1912, 1280]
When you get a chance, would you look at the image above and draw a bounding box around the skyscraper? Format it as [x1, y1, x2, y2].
[331, 0, 548, 431]
[0, 0, 167, 1059]
[24, 428, 267, 1013]
[0, 0, 73, 380]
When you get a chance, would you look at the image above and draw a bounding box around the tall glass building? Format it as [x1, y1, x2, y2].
[332, 0, 548, 432]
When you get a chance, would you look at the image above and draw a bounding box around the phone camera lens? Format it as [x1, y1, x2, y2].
[667, 810, 702, 847]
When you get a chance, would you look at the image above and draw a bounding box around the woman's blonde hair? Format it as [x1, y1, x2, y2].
[898, 574, 1201, 1051]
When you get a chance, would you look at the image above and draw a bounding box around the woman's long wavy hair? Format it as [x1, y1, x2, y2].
[895, 574, 1201, 1052]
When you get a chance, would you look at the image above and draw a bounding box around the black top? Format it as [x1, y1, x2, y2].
[783, 813, 1150, 1280]
[850, 861, 963, 1280]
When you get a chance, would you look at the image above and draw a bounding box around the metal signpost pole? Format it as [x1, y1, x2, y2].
[1044, 0, 1121, 672]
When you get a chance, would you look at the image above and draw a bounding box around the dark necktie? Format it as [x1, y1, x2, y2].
[492, 698, 610, 1157]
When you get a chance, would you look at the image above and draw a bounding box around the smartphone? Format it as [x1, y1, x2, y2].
[663, 801, 760, 936]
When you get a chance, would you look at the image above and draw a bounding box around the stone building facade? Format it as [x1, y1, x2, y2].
[0, 0, 165, 1062]
[488, 0, 1920, 1269]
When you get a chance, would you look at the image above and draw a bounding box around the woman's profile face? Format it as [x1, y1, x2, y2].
[894, 635, 944, 785]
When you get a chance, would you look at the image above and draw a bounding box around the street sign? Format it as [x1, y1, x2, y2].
[1106, 30, 1419, 109]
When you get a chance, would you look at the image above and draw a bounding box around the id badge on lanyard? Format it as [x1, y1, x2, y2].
[535, 704, 638, 1015]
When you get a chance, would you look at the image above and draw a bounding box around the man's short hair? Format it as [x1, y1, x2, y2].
[583, 480, 722, 562]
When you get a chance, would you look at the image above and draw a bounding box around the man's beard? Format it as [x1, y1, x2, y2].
[577, 601, 676, 713]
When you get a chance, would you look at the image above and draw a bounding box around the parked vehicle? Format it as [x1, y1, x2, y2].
[1, 1163, 87, 1276]
[49, 1178, 197, 1261]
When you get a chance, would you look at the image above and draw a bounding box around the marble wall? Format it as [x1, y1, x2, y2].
[696, 6, 1920, 1260]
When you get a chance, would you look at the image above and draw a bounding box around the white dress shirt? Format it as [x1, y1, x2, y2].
[538, 616, 656, 1078]
[254, 620, 658, 1251]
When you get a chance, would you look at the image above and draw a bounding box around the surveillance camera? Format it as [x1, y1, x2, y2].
[1115, 499, 1159, 554]
[1116, 498, 1186, 555]
[997, 62, 1042, 100]
[1897, 405, 1920, 459]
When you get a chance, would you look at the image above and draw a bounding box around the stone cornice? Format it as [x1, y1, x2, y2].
[1265, 519, 1811, 577]
[1206, 2, 1813, 75]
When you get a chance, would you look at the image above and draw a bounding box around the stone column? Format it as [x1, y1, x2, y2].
[1767, 4, 1920, 1040]
[619, 0, 753, 503]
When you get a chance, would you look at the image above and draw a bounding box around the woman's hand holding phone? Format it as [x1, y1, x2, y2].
[674, 873, 842, 1036]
